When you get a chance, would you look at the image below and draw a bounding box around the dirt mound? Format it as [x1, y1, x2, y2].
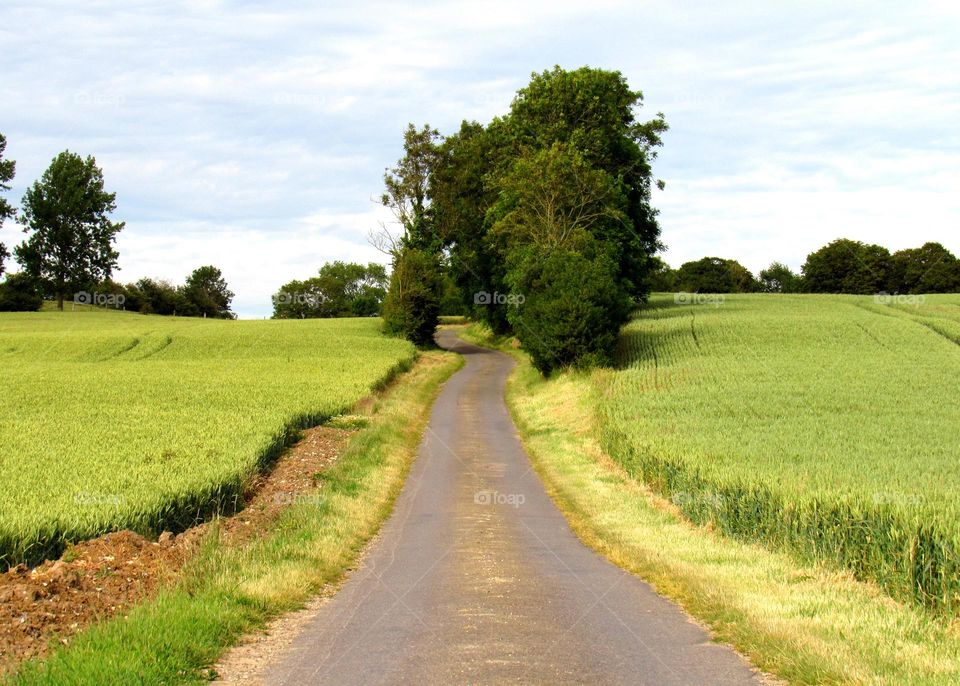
[0, 425, 353, 674]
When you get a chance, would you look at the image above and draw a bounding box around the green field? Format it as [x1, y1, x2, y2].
[0, 309, 415, 566]
[595, 293, 960, 612]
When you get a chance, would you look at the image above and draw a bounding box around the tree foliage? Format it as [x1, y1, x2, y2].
[381, 247, 442, 346]
[489, 142, 626, 253]
[272, 262, 388, 319]
[675, 257, 755, 293]
[505, 243, 630, 374]
[802, 239, 891, 294]
[758, 262, 802, 293]
[0, 133, 15, 277]
[642, 256, 677, 293]
[14, 151, 124, 309]
[380, 123, 443, 253]
[0, 272, 42, 312]
[183, 265, 235, 319]
[887, 242, 960, 294]
[377, 124, 445, 344]
[425, 66, 667, 371]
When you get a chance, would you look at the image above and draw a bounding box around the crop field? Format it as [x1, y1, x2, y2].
[596, 293, 960, 613]
[0, 308, 415, 567]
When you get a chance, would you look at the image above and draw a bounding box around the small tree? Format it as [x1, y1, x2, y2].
[758, 262, 802, 293]
[183, 265, 234, 319]
[506, 245, 630, 374]
[0, 133, 16, 277]
[15, 151, 124, 309]
[382, 248, 442, 346]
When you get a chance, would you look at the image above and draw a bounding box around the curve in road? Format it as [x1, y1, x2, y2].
[265, 330, 763, 685]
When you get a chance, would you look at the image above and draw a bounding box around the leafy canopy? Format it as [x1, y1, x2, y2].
[15, 150, 124, 308]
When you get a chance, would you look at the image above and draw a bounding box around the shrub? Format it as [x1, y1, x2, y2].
[382, 247, 442, 347]
[0, 273, 43, 311]
[505, 246, 631, 374]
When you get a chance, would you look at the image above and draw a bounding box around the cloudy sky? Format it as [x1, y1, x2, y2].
[2, 1, 958, 317]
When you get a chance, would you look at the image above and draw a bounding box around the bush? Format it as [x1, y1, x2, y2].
[382, 248, 442, 347]
[676, 256, 755, 293]
[505, 246, 631, 374]
[0, 273, 43, 311]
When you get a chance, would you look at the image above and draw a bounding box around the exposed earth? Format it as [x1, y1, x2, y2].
[0, 424, 353, 675]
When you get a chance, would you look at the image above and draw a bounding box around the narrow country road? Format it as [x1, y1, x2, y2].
[265, 331, 762, 685]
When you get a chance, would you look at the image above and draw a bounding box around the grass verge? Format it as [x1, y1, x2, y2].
[464, 324, 960, 685]
[4, 350, 462, 685]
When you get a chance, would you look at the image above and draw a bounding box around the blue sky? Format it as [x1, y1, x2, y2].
[1, 0, 958, 317]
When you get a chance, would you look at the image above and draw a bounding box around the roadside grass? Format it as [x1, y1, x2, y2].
[464, 323, 960, 685]
[4, 350, 462, 686]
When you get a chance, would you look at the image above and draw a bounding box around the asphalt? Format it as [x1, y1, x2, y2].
[265, 330, 763, 685]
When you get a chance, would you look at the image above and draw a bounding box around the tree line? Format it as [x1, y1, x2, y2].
[375, 66, 669, 373]
[651, 238, 960, 295]
[0, 134, 235, 317]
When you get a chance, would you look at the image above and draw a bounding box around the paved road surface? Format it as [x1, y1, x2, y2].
[266, 331, 762, 685]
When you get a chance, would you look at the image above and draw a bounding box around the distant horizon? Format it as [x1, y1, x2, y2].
[2, 1, 958, 318]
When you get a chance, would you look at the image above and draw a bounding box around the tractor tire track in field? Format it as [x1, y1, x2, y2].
[258, 331, 762, 685]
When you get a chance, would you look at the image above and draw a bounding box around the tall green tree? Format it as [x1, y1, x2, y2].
[802, 239, 890, 294]
[505, 66, 668, 296]
[15, 151, 124, 309]
[887, 242, 960, 294]
[378, 123, 444, 345]
[431, 120, 511, 331]
[0, 133, 15, 277]
[183, 265, 234, 319]
[379, 123, 443, 252]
